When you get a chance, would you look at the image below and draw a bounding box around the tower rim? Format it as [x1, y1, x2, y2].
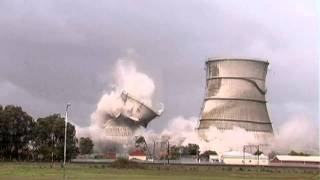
[206, 58, 269, 65]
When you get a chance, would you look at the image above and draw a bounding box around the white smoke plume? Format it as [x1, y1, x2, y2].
[142, 116, 260, 155]
[77, 49, 156, 152]
[271, 116, 319, 154]
[140, 115, 319, 155]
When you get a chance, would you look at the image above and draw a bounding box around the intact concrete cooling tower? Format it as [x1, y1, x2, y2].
[198, 58, 273, 141]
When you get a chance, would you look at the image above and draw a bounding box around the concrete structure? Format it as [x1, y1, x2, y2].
[129, 149, 147, 161]
[271, 155, 320, 165]
[105, 91, 163, 136]
[198, 58, 273, 141]
[221, 151, 268, 165]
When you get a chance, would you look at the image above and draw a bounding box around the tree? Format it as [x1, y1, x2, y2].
[183, 143, 200, 156]
[288, 150, 310, 156]
[34, 114, 78, 161]
[169, 145, 182, 159]
[200, 150, 218, 160]
[79, 137, 94, 155]
[0, 105, 35, 160]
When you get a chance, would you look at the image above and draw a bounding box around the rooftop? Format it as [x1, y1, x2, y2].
[274, 155, 320, 162]
[222, 151, 267, 158]
[129, 149, 146, 156]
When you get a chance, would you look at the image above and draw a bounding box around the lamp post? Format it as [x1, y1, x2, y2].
[64, 103, 71, 167]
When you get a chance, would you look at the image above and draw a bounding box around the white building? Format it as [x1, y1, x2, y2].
[209, 155, 220, 163]
[221, 151, 268, 165]
[271, 155, 320, 165]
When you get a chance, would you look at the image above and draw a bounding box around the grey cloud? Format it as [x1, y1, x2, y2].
[0, 0, 318, 131]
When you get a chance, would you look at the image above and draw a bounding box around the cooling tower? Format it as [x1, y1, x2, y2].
[104, 91, 163, 137]
[198, 58, 273, 141]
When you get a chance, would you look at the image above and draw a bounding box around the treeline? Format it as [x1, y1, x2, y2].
[135, 137, 216, 160]
[0, 105, 90, 162]
[169, 144, 217, 160]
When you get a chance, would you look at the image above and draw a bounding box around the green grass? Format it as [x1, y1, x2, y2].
[0, 162, 318, 180]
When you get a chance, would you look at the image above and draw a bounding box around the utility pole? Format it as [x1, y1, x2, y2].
[153, 141, 155, 163]
[243, 146, 246, 165]
[179, 147, 182, 163]
[257, 145, 260, 166]
[63, 103, 71, 178]
[167, 141, 170, 165]
[51, 131, 54, 164]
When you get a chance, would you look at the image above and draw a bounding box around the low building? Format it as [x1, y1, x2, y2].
[221, 151, 268, 165]
[128, 149, 147, 161]
[209, 155, 220, 163]
[270, 155, 320, 165]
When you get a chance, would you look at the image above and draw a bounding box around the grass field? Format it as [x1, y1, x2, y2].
[0, 162, 318, 180]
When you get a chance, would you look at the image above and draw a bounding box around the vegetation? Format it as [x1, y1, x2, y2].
[34, 114, 78, 161]
[199, 150, 218, 160]
[0, 105, 35, 160]
[79, 137, 94, 155]
[0, 162, 318, 180]
[288, 150, 310, 156]
[169, 145, 181, 159]
[160, 143, 201, 160]
[0, 105, 79, 162]
[110, 157, 144, 169]
[182, 143, 200, 156]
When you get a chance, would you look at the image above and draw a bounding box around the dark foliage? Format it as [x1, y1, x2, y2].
[199, 150, 218, 160]
[0, 105, 79, 162]
[79, 137, 94, 155]
[0, 105, 35, 160]
[183, 143, 200, 156]
[288, 150, 310, 156]
[34, 114, 79, 161]
[170, 145, 182, 159]
[110, 157, 144, 169]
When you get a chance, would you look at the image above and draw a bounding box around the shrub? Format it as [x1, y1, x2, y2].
[109, 157, 144, 169]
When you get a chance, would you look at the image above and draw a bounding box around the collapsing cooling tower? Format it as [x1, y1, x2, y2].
[198, 58, 273, 140]
[104, 91, 163, 136]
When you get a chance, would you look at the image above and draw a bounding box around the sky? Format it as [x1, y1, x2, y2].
[0, 0, 319, 132]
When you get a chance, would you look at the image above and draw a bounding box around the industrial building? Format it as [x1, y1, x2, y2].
[271, 155, 320, 165]
[209, 151, 269, 165]
[198, 58, 273, 141]
[220, 151, 269, 165]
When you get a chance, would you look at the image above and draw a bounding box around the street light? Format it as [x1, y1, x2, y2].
[64, 103, 71, 167]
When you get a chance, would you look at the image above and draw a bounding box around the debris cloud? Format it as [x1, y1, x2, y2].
[77, 50, 156, 152]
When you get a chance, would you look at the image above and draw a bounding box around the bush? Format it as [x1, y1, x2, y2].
[109, 157, 144, 169]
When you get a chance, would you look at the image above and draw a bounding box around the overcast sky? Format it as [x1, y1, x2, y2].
[0, 0, 318, 131]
